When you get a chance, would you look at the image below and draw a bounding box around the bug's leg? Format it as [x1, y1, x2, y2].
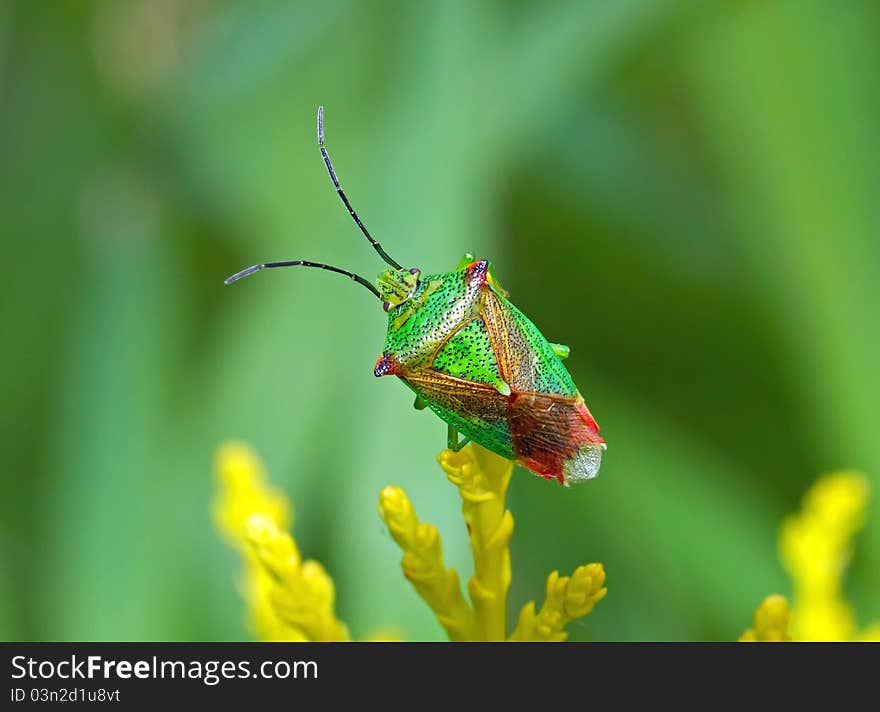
[550, 342, 570, 360]
[455, 252, 476, 270]
[447, 425, 471, 452]
[413, 395, 428, 410]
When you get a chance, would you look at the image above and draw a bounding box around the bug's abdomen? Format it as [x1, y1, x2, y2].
[508, 392, 604, 485]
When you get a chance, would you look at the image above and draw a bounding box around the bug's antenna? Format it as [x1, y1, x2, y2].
[224, 260, 382, 299]
[318, 105, 403, 270]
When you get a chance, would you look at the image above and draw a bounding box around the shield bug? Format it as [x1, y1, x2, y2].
[225, 107, 606, 486]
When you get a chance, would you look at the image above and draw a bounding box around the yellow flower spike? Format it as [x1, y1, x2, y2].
[213, 442, 302, 641]
[509, 564, 607, 642]
[246, 512, 300, 568]
[214, 441, 360, 642]
[244, 572, 308, 642]
[740, 472, 876, 642]
[780, 471, 867, 641]
[563, 563, 608, 618]
[438, 444, 514, 641]
[739, 595, 792, 642]
[379, 444, 607, 641]
[245, 514, 350, 642]
[780, 472, 867, 594]
[377, 486, 475, 641]
[213, 441, 290, 546]
[218, 440, 610, 642]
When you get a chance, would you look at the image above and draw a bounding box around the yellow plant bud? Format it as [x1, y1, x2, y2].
[740, 472, 878, 642]
[438, 444, 514, 641]
[509, 564, 607, 642]
[563, 563, 608, 618]
[214, 441, 353, 642]
[379, 444, 607, 641]
[213, 441, 290, 547]
[781, 471, 867, 641]
[217, 440, 609, 643]
[739, 594, 791, 642]
[377, 486, 475, 641]
[246, 514, 349, 642]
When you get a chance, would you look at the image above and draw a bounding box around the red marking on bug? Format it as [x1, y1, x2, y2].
[509, 392, 603, 485]
[574, 400, 604, 445]
[465, 259, 490, 284]
[521, 456, 566, 486]
[374, 354, 399, 377]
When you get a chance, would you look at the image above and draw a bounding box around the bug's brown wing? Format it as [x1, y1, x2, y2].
[480, 289, 533, 392]
[402, 369, 516, 459]
[508, 392, 575, 463]
[480, 288, 577, 397]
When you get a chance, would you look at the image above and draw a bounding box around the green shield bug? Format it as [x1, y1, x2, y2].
[225, 107, 606, 486]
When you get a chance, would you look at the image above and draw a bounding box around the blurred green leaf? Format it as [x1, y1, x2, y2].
[686, 0, 880, 615]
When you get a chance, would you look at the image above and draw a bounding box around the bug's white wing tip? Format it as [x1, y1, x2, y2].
[562, 443, 604, 484]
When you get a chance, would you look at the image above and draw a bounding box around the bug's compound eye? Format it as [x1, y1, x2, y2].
[401, 268, 421, 293]
[382, 301, 391, 312]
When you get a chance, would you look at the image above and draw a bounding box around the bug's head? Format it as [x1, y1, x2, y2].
[377, 267, 421, 311]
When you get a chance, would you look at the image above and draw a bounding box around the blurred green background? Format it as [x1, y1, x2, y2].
[2, 0, 879, 641]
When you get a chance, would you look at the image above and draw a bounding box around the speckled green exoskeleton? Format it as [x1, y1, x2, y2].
[226, 107, 605, 486]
